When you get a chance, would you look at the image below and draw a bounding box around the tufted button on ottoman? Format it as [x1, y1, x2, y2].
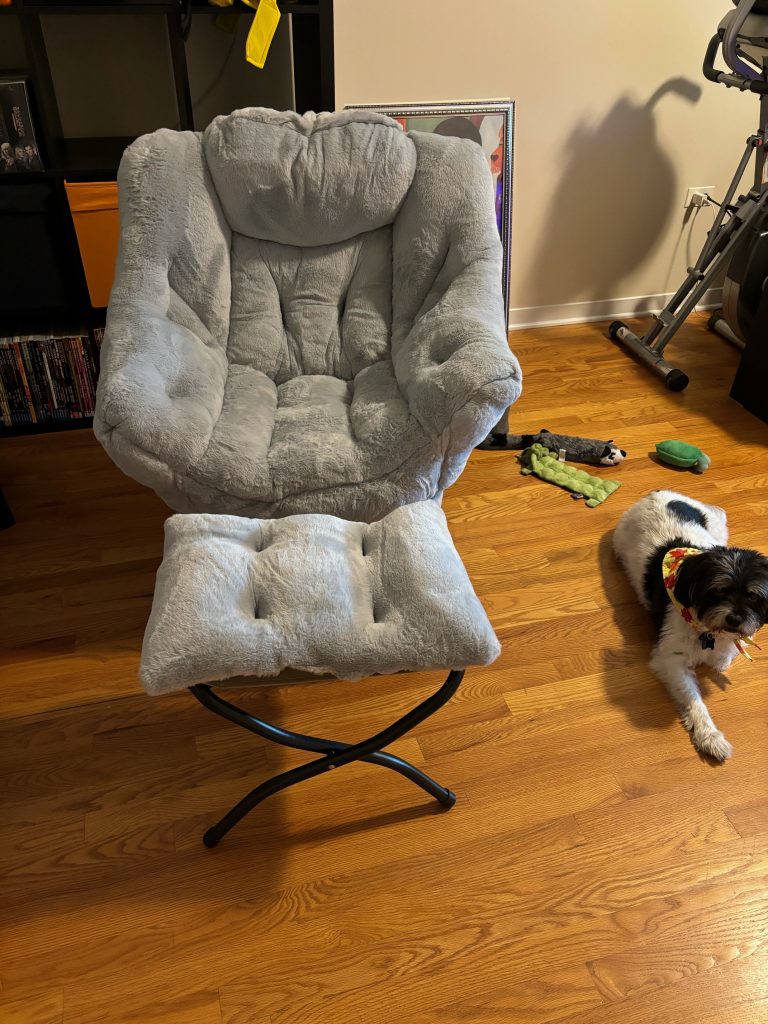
[141, 500, 499, 847]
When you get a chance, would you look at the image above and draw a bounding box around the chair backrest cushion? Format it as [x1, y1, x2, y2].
[203, 108, 417, 247]
[227, 226, 394, 383]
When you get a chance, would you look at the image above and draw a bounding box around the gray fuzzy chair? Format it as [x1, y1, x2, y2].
[95, 108, 521, 520]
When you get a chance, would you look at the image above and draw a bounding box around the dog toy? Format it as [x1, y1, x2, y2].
[480, 428, 626, 466]
[655, 440, 710, 473]
[519, 443, 621, 507]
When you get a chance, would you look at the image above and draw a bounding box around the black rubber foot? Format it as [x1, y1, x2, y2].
[707, 312, 722, 331]
[608, 319, 627, 341]
[665, 369, 690, 392]
[202, 830, 221, 848]
[440, 790, 457, 809]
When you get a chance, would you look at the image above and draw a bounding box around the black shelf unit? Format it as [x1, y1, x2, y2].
[0, 415, 93, 438]
[0, 0, 335, 438]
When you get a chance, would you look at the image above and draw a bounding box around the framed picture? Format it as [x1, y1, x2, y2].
[345, 99, 514, 328]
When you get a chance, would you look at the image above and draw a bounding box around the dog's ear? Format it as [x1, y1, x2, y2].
[674, 553, 708, 609]
[753, 553, 768, 580]
[751, 553, 768, 624]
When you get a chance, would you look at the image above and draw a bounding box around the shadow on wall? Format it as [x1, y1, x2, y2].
[522, 77, 702, 310]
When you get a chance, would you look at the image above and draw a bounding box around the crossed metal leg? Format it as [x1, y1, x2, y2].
[189, 669, 464, 848]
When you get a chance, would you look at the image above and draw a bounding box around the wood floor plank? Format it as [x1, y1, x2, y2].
[410, 967, 605, 1024]
[0, 992, 64, 1024]
[561, 939, 768, 1024]
[62, 986, 223, 1024]
[725, 798, 768, 839]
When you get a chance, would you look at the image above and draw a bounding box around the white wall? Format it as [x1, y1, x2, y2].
[334, 0, 756, 326]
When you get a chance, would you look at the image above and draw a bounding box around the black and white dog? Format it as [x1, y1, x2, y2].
[614, 490, 768, 760]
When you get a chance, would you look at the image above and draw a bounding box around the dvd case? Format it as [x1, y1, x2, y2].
[0, 78, 44, 173]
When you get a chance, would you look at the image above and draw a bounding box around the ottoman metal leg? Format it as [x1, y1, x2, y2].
[189, 669, 464, 848]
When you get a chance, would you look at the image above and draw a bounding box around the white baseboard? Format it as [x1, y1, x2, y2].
[508, 288, 723, 331]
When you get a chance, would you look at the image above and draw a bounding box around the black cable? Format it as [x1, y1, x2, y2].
[180, 0, 193, 41]
[192, 14, 240, 113]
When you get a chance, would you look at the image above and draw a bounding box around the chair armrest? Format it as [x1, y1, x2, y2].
[96, 131, 232, 469]
[393, 257, 522, 451]
[391, 131, 521, 479]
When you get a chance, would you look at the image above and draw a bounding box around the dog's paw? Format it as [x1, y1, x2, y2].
[695, 730, 733, 762]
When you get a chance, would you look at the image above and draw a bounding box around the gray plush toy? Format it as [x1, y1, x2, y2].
[479, 428, 627, 466]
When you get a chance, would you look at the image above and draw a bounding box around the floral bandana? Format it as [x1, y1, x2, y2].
[662, 547, 760, 662]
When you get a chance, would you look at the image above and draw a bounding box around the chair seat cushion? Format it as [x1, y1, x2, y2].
[140, 501, 500, 694]
[189, 362, 421, 505]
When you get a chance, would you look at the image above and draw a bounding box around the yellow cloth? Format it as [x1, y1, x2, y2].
[207, 0, 281, 67]
[242, 0, 281, 68]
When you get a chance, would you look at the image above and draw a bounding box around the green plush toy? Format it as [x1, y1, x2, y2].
[519, 443, 621, 507]
[655, 440, 711, 474]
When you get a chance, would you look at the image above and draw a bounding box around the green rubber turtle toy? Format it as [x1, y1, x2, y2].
[655, 440, 711, 474]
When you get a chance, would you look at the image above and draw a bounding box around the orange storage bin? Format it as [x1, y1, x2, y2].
[64, 180, 119, 308]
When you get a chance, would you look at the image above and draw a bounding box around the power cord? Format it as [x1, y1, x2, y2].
[181, 0, 193, 41]
[192, 15, 240, 113]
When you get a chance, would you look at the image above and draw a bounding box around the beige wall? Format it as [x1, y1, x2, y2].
[334, 0, 756, 325]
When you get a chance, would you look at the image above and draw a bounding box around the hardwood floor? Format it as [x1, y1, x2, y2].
[1, 314, 767, 1024]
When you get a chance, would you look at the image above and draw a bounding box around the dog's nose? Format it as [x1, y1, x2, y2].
[725, 613, 743, 629]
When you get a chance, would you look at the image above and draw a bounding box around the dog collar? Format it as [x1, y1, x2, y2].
[662, 547, 760, 661]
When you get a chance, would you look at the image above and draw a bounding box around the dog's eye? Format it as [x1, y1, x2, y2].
[747, 592, 763, 605]
[713, 586, 728, 597]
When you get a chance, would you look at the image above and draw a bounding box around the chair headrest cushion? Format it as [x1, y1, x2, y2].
[203, 108, 417, 247]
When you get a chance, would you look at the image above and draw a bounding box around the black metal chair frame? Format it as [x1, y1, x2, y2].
[189, 669, 464, 848]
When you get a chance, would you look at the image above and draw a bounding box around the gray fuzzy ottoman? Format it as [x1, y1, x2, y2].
[140, 499, 499, 847]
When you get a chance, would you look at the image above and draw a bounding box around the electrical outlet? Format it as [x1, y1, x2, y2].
[684, 186, 715, 209]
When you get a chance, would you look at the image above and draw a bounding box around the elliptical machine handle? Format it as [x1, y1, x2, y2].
[703, 32, 768, 93]
[723, 0, 763, 80]
[703, 33, 725, 83]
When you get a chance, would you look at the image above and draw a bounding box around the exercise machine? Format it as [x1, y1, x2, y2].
[609, 0, 768, 391]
